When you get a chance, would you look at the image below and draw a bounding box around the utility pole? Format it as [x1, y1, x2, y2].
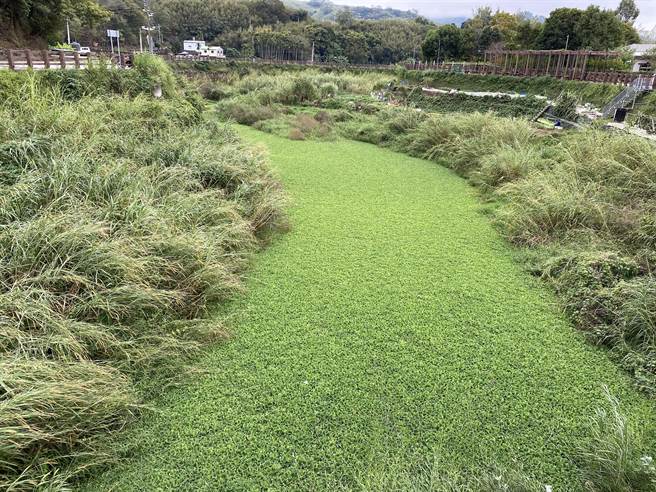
[311, 41, 315, 64]
[143, 0, 155, 52]
[565, 34, 570, 50]
[139, 28, 144, 53]
[66, 19, 71, 44]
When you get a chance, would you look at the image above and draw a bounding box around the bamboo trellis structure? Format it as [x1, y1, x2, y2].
[482, 49, 624, 81]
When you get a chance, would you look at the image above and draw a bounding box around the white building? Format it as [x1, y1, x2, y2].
[199, 46, 225, 59]
[183, 38, 207, 53]
[625, 43, 656, 72]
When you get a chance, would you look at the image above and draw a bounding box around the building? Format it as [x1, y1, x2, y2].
[199, 46, 225, 59]
[183, 38, 207, 53]
[625, 43, 656, 72]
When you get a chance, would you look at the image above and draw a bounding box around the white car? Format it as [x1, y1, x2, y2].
[78, 47, 91, 55]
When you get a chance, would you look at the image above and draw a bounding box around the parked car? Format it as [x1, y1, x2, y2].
[78, 47, 91, 55]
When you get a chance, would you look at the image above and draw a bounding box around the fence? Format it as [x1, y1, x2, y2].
[0, 49, 131, 70]
[405, 60, 651, 86]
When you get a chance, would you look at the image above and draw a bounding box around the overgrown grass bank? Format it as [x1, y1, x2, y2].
[87, 128, 656, 491]
[0, 59, 285, 489]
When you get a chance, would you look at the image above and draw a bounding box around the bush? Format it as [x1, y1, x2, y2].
[198, 80, 231, 101]
[217, 98, 277, 124]
[289, 77, 319, 104]
[0, 70, 286, 489]
[288, 128, 306, 140]
[320, 82, 338, 99]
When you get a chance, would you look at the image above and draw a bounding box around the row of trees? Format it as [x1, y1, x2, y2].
[422, 3, 641, 62]
[0, 0, 111, 44]
[0, 0, 645, 64]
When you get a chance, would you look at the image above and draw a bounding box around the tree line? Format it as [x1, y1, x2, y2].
[0, 0, 644, 64]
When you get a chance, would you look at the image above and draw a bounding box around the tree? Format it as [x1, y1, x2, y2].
[335, 8, 354, 28]
[422, 24, 463, 62]
[537, 8, 583, 49]
[338, 29, 368, 63]
[247, 0, 295, 26]
[577, 6, 632, 49]
[0, 0, 109, 41]
[304, 23, 339, 62]
[516, 19, 543, 50]
[155, 0, 249, 50]
[616, 0, 640, 24]
[491, 11, 520, 48]
[461, 7, 497, 57]
[94, 0, 146, 46]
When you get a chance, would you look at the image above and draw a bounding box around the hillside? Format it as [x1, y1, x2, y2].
[283, 0, 417, 21]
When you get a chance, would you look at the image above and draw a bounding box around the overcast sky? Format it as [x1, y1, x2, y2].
[337, 0, 656, 28]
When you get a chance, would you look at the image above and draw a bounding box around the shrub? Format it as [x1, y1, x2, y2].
[217, 98, 277, 125]
[198, 80, 230, 101]
[290, 77, 319, 104]
[288, 128, 306, 140]
[293, 113, 319, 132]
[320, 82, 338, 99]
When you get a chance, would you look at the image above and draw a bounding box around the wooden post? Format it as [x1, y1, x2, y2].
[7, 50, 15, 70]
[42, 50, 50, 69]
[59, 51, 66, 69]
[25, 49, 33, 68]
[563, 52, 570, 79]
[546, 53, 552, 76]
[581, 52, 589, 80]
[524, 53, 530, 76]
[74, 51, 80, 69]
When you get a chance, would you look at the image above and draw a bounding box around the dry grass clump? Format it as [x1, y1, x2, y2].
[288, 128, 306, 140]
[0, 69, 285, 489]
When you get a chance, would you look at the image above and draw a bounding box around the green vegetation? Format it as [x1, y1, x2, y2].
[406, 90, 547, 119]
[400, 70, 624, 107]
[208, 68, 656, 398]
[0, 56, 285, 489]
[0, 0, 110, 45]
[4, 0, 642, 68]
[87, 127, 655, 491]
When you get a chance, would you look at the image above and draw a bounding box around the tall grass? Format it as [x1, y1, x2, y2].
[0, 61, 285, 489]
[577, 387, 656, 491]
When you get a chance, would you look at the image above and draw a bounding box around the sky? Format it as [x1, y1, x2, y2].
[337, 0, 656, 28]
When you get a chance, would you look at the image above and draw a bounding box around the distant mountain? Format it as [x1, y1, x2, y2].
[284, 0, 418, 21]
[432, 17, 468, 26]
